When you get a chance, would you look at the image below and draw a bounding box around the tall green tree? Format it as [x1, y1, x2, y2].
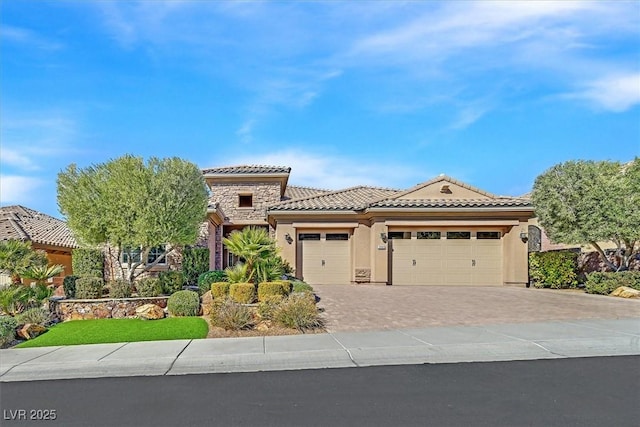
[532, 158, 639, 271]
[0, 240, 48, 285]
[57, 155, 209, 282]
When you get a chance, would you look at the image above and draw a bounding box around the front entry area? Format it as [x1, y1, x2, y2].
[390, 230, 503, 286]
[299, 232, 351, 285]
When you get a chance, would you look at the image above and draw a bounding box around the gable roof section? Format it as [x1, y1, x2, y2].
[202, 165, 291, 175]
[283, 185, 330, 201]
[269, 186, 401, 212]
[388, 175, 497, 200]
[0, 205, 78, 248]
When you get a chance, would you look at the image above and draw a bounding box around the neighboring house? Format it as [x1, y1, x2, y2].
[0, 205, 78, 285]
[204, 166, 535, 286]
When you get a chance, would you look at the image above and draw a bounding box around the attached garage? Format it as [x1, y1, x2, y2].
[299, 232, 351, 285]
[391, 230, 503, 286]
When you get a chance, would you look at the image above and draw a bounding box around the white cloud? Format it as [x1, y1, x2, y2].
[567, 73, 640, 112]
[0, 175, 44, 205]
[223, 149, 422, 190]
[0, 25, 63, 50]
[0, 147, 38, 170]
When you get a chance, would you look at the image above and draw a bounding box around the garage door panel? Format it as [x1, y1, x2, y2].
[392, 232, 503, 286]
[302, 238, 350, 285]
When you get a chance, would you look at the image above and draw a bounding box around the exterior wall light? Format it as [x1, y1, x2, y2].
[380, 233, 388, 243]
[285, 233, 293, 244]
[519, 230, 528, 242]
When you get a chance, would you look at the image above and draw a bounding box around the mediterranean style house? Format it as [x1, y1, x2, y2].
[204, 165, 535, 286]
[0, 205, 78, 285]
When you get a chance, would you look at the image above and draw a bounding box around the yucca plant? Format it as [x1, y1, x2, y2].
[224, 263, 249, 283]
[21, 264, 65, 287]
[0, 240, 48, 285]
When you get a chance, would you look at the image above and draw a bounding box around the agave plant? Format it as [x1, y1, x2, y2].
[21, 264, 65, 287]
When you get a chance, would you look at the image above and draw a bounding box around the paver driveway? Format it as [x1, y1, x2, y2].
[313, 285, 640, 332]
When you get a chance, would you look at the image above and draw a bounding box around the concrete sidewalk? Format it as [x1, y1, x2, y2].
[1, 318, 638, 382]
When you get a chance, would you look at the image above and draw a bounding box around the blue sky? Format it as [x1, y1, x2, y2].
[1, 1, 639, 218]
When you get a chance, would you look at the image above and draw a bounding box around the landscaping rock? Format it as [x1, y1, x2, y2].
[610, 286, 640, 298]
[135, 304, 165, 320]
[16, 323, 47, 340]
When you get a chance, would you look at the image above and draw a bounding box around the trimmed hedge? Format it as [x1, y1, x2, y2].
[167, 290, 200, 317]
[75, 277, 104, 299]
[257, 281, 291, 302]
[63, 275, 79, 299]
[197, 270, 226, 296]
[72, 248, 104, 278]
[135, 277, 163, 297]
[529, 251, 579, 289]
[158, 271, 185, 295]
[229, 283, 256, 304]
[108, 279, 132, 298]
[584, 271, 640, 295]
[211, 282, 231, 299]
[182, 247, 210, 286]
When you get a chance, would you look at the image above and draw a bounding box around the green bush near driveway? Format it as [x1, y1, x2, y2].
[167, 290, 200, 316]
[292, 281, 314, 294]
[273, 293, 322, 331]
[229, 283, 255, 304]
[584, 271, 640, 295]
[0, 315, 18, 347]
[63, 275, 79, 298]
[257, 281, 290, 302]
[529, 251, 579, 289]
[16, 317, 208, 348]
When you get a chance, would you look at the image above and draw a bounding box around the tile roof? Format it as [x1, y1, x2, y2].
[369, 198, 532, 209]
[390, 174, 497, 199]
[269, 186, 401, 211]
[0, 205, 78, 248]
[202, 165, 291, 175]
[283, 185, 330, 201]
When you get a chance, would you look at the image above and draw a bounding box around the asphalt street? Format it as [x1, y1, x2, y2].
[1, 356, 638, 427]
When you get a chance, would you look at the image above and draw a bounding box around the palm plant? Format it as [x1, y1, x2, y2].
[223, 227, 279, 283]
[0, 240, 48, 285]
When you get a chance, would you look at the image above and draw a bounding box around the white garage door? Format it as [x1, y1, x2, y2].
[392, 231, 502, 286]
[300, 233, 351, 285]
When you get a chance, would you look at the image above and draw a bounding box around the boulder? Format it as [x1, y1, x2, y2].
[201, 291, 214, 316]
[610, 286, 640, 299]
[135, 304, 165, 320]
[16, 323, 47, 340]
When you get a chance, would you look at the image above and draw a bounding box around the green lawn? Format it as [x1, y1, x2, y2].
[16, 317, 209, 348]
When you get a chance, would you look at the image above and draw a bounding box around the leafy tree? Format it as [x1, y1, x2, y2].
[57, 155, 209, 283]
[0, 240, 48, 285]
[532, 158, 639, 271]
[223, 227, 284, 283]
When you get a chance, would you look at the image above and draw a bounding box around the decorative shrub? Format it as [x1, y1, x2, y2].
[72, 248, 104, 278]
[229, 283, 256, 304]
[75, 277, 105, 299]
[158, 271, 185, 295]
[257, 295, 283, 320]
[167, 290, 200, 317]
[0, 286, 30, 316]
[198, 270, 226, 289]
[182, 247, 210, 286]
[0, 315, 18, 346]
[135, 277, 163, 297]
[16, 307, 49, 326]
[292, 281, 314, 294]
[273, 293, 322, 331]
[529, 251, 579, 289]
[257, 281, 290, 302]
[210, 298, 254, 330]
[63, 275, 78, 299]
[211, 282, 231, 299]
[584, 271, 640, 295]
[108, 279, 132, 298]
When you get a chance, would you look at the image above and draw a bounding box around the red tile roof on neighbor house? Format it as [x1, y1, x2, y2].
[0, 205, 78, 249]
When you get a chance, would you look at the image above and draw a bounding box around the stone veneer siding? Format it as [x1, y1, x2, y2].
[211, 182, 282, 223]
[51, 297, 169, 321]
